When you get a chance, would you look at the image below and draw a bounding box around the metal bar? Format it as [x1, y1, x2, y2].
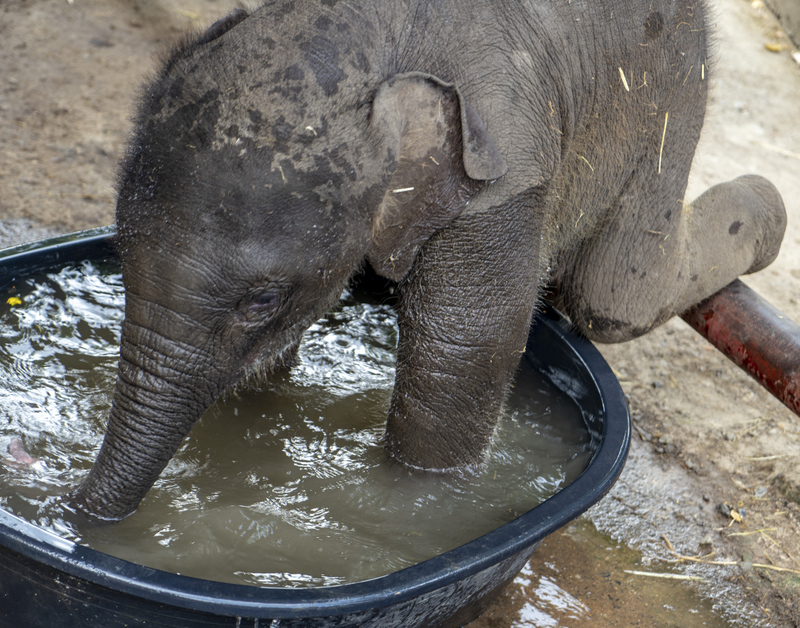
[681, 279, 800, 417]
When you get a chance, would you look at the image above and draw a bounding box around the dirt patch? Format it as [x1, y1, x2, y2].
[1, 0, 799, 625]
[0, 0, 242, 231]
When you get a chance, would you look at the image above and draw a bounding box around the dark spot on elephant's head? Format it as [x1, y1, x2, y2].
[167, 77, 185, 103]
[224, 124, 240, 139]
[171, 88, 221, 148]
[644, 12, 665, 39]
[311, 154, 346, 197]
[314, 15, 333, 31]
[277, 1, 295, 18]
[268, 84, 306, 106]
[248, 109, 263, 133]
[299, 35, 347, 96]
[729, 220, 743, 235]
[272, 116, 295, 143]
[691, 274, 699, 282]
[284, 64, 305, 81]
[261, 37, 276, 50]
[664, 209, 672, 221]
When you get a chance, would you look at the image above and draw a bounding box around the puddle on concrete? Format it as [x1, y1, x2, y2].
[470, 518, 731, 627]
[469, 439, 769, 627]
[531, 519, 728, 627]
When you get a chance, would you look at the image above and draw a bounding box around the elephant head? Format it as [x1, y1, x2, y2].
[70, 8, 506, 521]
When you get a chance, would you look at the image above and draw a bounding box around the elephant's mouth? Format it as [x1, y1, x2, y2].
[237, 336, 302, 389]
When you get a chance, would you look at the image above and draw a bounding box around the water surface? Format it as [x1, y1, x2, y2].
[0, 262, 594, 586]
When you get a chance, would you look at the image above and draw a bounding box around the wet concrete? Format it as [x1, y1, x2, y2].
[469, 438, 771, 627]
[0, 219, 62, 248]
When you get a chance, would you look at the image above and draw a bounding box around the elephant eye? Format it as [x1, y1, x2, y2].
[235, 287, 288, 326]
[250, 290, 281, 310]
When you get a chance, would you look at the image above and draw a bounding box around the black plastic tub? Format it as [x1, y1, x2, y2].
[0, 227, 630, 628]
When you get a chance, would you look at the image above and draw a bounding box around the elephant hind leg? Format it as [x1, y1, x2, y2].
[553, 174, 786, 344]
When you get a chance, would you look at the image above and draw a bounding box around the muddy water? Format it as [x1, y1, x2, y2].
[0, 261, 594, 587]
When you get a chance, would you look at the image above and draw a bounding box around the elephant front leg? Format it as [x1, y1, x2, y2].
[384, 202, 543, 470]
[556, 174, 786, 344]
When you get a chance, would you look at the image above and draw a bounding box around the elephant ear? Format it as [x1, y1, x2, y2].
[366, 72, 507, 281]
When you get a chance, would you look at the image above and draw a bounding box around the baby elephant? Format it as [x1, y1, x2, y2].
[71, 0, 785, 521]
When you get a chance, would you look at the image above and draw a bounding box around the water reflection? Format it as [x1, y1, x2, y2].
[510, 565, 591, 627]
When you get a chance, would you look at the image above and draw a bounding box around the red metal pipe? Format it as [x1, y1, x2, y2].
[681, 279, 800, 417]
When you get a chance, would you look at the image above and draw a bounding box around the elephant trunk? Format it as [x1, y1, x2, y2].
[71, 317, 213, 522]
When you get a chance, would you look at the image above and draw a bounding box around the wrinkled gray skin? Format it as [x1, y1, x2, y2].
[71, 0, 786, 522]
